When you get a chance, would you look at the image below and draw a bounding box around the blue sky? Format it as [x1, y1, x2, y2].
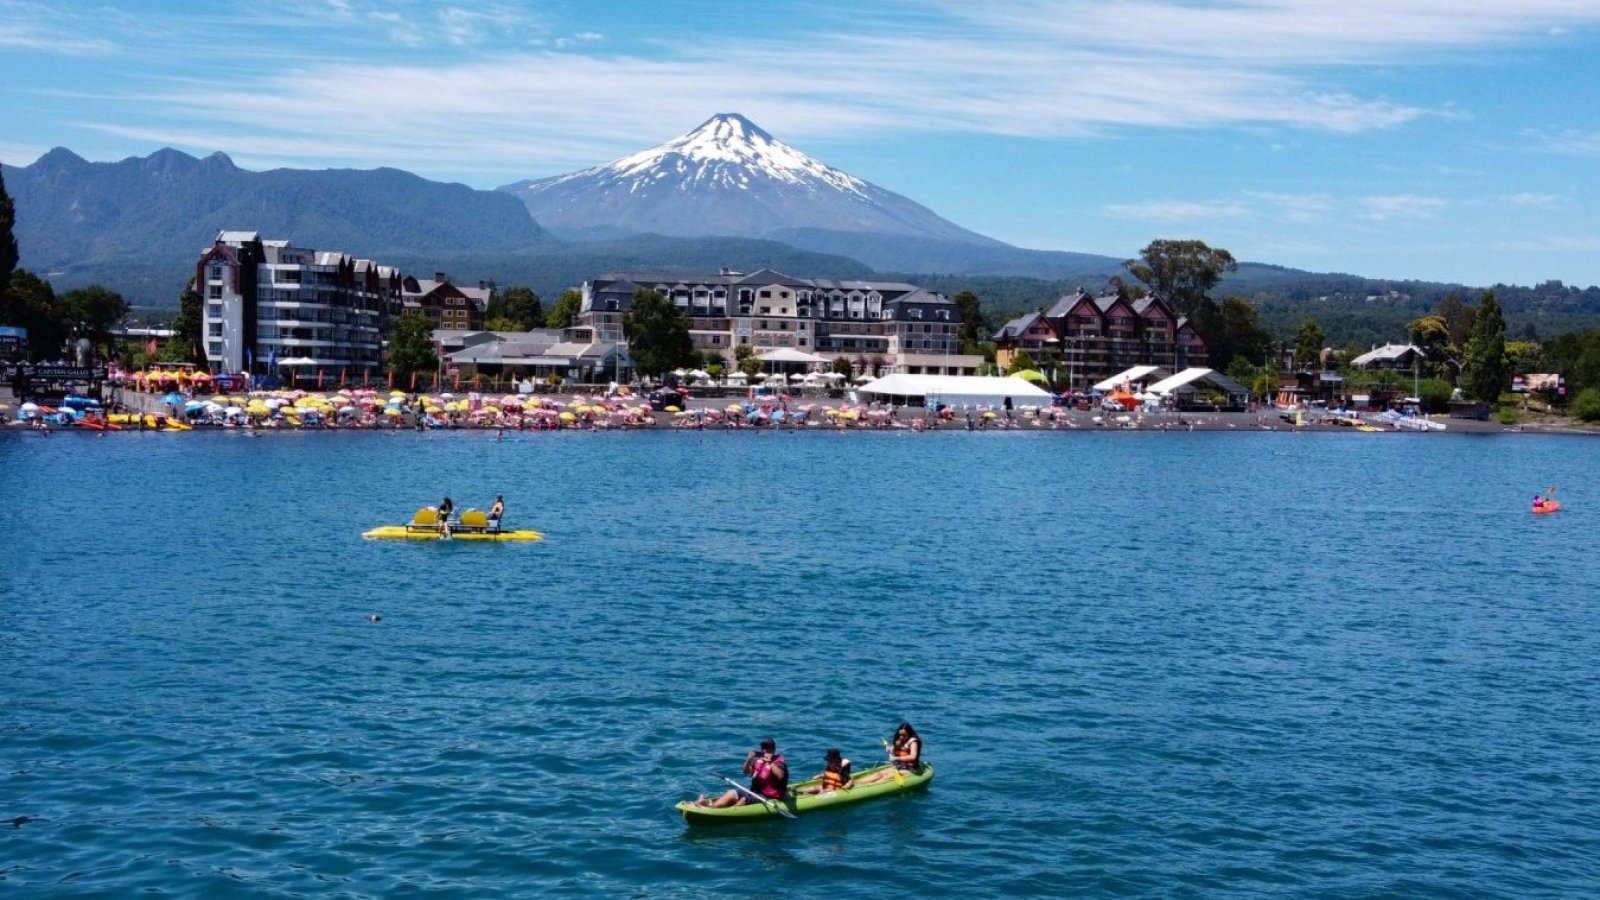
[4, 0, 1600, 287]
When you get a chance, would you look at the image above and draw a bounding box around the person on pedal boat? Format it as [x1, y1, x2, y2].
[696, 737, 788, 807]
[488, 495, 505, 529]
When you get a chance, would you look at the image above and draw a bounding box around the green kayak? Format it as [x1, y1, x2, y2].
[676, 762, 934, 825]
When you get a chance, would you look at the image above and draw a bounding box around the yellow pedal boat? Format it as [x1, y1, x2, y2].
[363, 507, 543, 542]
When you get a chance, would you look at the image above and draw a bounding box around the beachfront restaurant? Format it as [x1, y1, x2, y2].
[856, 374, 1052, 409]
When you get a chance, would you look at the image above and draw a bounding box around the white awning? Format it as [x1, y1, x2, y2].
[757, 348, 829, 364]
[1091, 365, 1164, 392]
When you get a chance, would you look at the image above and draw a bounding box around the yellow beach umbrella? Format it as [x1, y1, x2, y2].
[558, 411, 577, 422]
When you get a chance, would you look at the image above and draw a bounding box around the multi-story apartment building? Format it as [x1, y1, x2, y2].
[993, 289, 1208, 391]
[196, 231, 400, 376]
[578, 268, 982, 376]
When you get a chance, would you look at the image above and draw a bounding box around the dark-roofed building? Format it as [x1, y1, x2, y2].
[993, 288, 1207, 391]
[579, 267, 982, 376]
[401, 272, 491, 332]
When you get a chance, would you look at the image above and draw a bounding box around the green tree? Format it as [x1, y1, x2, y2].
[1406, 314, 1460, 381]
[738, 354, 764, 379]
[0, 164, 16, 314]
[545, 289, 581, 329]
[1504, 340, 1542, 376]
[57, 285, 129, 359]
[1570, 387, 1600, 422]
[869, 354, 886, 377]
[622, 288, 693, 378]
[1461, 290, 1508, 403]
[1435, 294, 1476, 349]
[484, 316, 522, 332]
[1124, 239, 1237, 316]
[488, 286, 543, 330]
[1008, 350, 1037, 374]
[388, 313, 437, 386]
[1250, 368, 1280, 402]
[1417, 378, 1453, 414]
[1194, 297, 1272, 370]
[952, 290, 985, 351]
[832, 355, 852, 376]
[6, 270, 61, 359]
[174, 282, 203, 365]
[1291, 318, 1326, 372]
[734, 344, 755, 365]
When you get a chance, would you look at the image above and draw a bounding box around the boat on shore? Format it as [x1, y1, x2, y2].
[363, 507, 543, 542]
[676, 762, 934, 825]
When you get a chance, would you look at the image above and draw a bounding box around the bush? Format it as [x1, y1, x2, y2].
[1418, 378, 1453, 414]
[1497, 407, 1523, 426]
[1571, 387, 1600, 423]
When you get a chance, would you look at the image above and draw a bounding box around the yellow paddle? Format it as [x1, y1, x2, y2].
[882, 739, 904, 786]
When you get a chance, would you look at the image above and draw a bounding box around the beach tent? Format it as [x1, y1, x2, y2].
[1092, 366, 1167, 392]
[857, 374, 1050, 408]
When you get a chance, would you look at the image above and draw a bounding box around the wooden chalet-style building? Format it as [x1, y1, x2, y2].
[399, 273, 491, 332]
[993, 290, 1207, 392]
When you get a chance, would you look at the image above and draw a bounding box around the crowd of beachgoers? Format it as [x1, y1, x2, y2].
[6, 383, 1556, 434]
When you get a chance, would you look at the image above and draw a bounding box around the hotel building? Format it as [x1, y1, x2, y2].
[196, 231, 400, 377]
[578, 268, 982, 376]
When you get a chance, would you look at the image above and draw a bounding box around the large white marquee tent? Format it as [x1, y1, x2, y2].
[856, 374, 1050, 408]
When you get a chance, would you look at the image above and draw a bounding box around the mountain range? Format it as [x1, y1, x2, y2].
[7, 113, 1597, 340]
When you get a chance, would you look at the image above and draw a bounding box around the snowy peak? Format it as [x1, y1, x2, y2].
[569, 112, 870, 197]
[498, 113, 1001, 248]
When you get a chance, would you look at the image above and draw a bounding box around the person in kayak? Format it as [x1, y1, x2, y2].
[1533, 494, 1546, 511]
[797, 748, 853, 795]
[857, 721, 923, 784]
[696, 737, 788, 807]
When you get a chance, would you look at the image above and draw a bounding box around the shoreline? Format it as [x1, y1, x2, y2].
[12, 388, 1596, 436]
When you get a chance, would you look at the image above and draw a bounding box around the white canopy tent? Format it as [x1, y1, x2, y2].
[857, 374, 1051, 407]
[1091, 365, 1166, 392]
[1145, 368, 1215, 395]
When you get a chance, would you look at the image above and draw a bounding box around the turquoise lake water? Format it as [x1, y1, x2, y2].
[3, 429, 1598, 896]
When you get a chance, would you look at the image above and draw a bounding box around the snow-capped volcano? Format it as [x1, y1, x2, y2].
[498, 113, 1001, 247]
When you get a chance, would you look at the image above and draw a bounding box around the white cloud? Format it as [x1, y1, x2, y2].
[1503, 192, 1561, 208]
[1523, 127, 1600, 156]
[20, 0, 1600, 181]
[1104, 200, 1254, 222]
[1361, 195, 1447, 221]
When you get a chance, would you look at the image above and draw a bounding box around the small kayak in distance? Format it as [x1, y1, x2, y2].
[676, 762, 934, 825]
[1533, 500, 1562, 515]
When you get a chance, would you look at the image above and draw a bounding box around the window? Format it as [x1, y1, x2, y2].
[208, 342, 222, 356]
[208, 323, 223, 336]
[759, 290, 772, 299]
